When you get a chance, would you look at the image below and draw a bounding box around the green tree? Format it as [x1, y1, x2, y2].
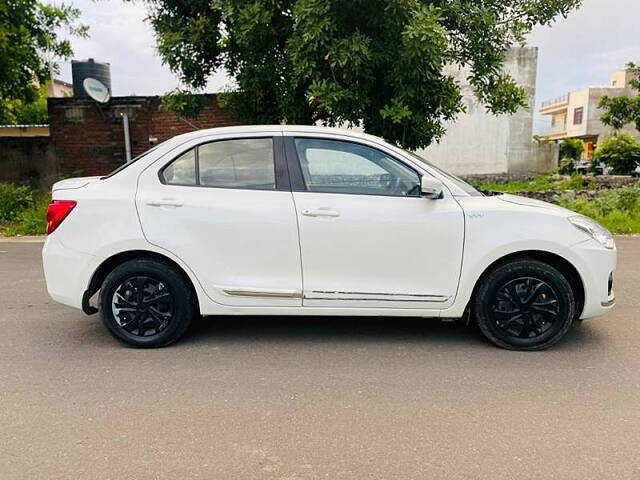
[559, 138, 584, 174]
[144, 0, 582, 150]
[593, 134, 640, 175]
[1, 84, 49, 124]
[599, 62, 640, 132]
[0, 1, 87, 124]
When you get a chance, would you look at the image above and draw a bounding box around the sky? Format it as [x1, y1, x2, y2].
[57, 0, 640, 133]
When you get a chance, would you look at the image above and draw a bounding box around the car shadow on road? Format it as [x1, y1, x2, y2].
[175, 315, 606, 352]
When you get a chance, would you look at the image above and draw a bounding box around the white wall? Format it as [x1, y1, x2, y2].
[417, 47, 540, 175]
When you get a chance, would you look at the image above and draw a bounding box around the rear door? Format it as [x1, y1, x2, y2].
[136, 133, 303, 307]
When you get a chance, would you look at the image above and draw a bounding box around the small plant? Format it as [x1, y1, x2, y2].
[557, 185, 640, 234]
[592, 134, 640, 175]
[478, 175, 554, 193]
[559, 139, 584, 174]
[0, 183, 33, 221]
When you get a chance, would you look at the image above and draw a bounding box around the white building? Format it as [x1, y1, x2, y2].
[418, 47, 557, 175]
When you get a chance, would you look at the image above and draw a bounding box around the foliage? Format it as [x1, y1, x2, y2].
[557, 185, 640, 234]
[2, 194, 49, 236]
[0, 84, 48, 124]
[144, 0, 582, 150]
[159, 88, 206, 119]
[592, 134, 640, 175]
[0, 183, 33, 220]
[476, 175, 554, 193]
[476, 173, 596, 194]
[558, 138, 584, 174]
[599, 62, 640, 132]
[0, 185, 49, 236]
[0, 1, 87, 124]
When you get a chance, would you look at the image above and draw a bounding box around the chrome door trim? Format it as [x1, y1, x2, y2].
[223, 288, 303, 299]
[305, 290, 451, 302]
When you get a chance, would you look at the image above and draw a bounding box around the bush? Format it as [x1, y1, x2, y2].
[559, 139, 584, 174]
[557, 185, 640, 234]
[0, 183, 33, 221]
[592, 134, 640, 175]
[2, 193, 50, 236]
[477, 175, 554, 193]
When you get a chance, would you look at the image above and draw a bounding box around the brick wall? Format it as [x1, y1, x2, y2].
[48, 95, 240, 177]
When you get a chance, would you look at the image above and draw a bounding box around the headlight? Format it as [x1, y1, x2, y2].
[568, 215, 615, 249]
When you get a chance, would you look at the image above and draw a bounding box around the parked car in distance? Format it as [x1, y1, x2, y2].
[574, 159, 591, 175]
[43, 126, 616, 350]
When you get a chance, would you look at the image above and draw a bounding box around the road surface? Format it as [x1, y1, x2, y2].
[1, 237, 639, 479]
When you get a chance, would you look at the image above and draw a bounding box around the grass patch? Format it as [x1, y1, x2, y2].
[0, 185, 50, 236]
[475, 174, 598, 193]
[557, 185, 640, 234]
[475, 175, 554, 193]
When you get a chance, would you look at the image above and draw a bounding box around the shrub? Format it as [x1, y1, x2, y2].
[559, 139, 584, 174]
[557, 185, 640, 234]
[3, 194, 50, 236]
[592, 134, 640, 175]
[0, 183, 33, 221]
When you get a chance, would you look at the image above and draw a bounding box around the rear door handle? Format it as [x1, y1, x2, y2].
[146, 199, 184, 208]
[301, 208, 340, 218]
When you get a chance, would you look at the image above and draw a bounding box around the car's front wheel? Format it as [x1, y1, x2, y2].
[474, 259, 575, 351]
[100, 259, 195, 348]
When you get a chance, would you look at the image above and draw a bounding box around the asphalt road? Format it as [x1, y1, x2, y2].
[1, 237, 639, 479]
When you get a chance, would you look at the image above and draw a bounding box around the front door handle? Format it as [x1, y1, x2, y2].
[146, 199, 184, 208]
[301, 208, 340, 218]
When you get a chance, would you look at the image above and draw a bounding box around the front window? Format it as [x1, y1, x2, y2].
[294, 138, 421, 197]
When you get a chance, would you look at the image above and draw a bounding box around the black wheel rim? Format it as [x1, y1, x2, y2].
[490, 277, 560, 340]
[111, 276, 175, 337]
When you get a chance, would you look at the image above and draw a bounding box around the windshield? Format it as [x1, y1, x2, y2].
[405, 150, 483, 197]
[101, 142, 165, 179]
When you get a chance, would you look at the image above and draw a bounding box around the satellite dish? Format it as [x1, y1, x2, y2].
[83, 77, 111, 103]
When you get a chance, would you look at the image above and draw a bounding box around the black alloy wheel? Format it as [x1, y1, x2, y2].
[111, 276, 175, 337]
[491, 277, 560, 340]
[474, 259, 575, 350]
[100, 259, 195, 348]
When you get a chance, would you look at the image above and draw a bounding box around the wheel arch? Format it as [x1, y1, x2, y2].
[84, 249, 201, 315]
[469, 250, 585, 320]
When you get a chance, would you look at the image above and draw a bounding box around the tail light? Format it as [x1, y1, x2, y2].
[46, 200, 77, 234]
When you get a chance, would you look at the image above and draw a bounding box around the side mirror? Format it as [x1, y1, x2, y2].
[421, 177, 444, 199]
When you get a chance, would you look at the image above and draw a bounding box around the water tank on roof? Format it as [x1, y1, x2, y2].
[71, 58, 111, 98]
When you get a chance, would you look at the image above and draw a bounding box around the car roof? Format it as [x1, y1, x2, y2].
[168, 124, 386, 145]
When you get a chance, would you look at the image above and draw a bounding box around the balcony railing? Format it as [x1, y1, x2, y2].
[541, 93, 570, 109]
[541, 124, 568, 137]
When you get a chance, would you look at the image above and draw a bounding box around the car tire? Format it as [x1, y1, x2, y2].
[99, 259, 195, 348]
[474, 259, 575, 351]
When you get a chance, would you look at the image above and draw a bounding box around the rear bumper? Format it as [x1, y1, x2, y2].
[566, 239, 617, 319]
[42, 236, 103, 310]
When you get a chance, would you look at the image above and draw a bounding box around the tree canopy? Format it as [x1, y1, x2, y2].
[145, 0, 581, 150]
[599, 63, 640, 133]
[0, 1, 87, 124]
[593, 133, 640, 175]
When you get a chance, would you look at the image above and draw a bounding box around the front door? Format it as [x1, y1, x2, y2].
[287, 136, 464, 309]
[136, 134, 303, 307]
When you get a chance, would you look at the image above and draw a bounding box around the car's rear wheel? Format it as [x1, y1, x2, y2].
[100, 259, 195, 348]
[474, 259, 575, 351]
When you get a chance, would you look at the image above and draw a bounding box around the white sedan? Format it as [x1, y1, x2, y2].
[42, 125, 616, 350]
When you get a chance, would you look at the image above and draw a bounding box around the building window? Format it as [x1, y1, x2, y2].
[573, 107, 584, 125]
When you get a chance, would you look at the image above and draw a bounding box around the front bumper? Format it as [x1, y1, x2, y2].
[565, 238, 617, 319]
